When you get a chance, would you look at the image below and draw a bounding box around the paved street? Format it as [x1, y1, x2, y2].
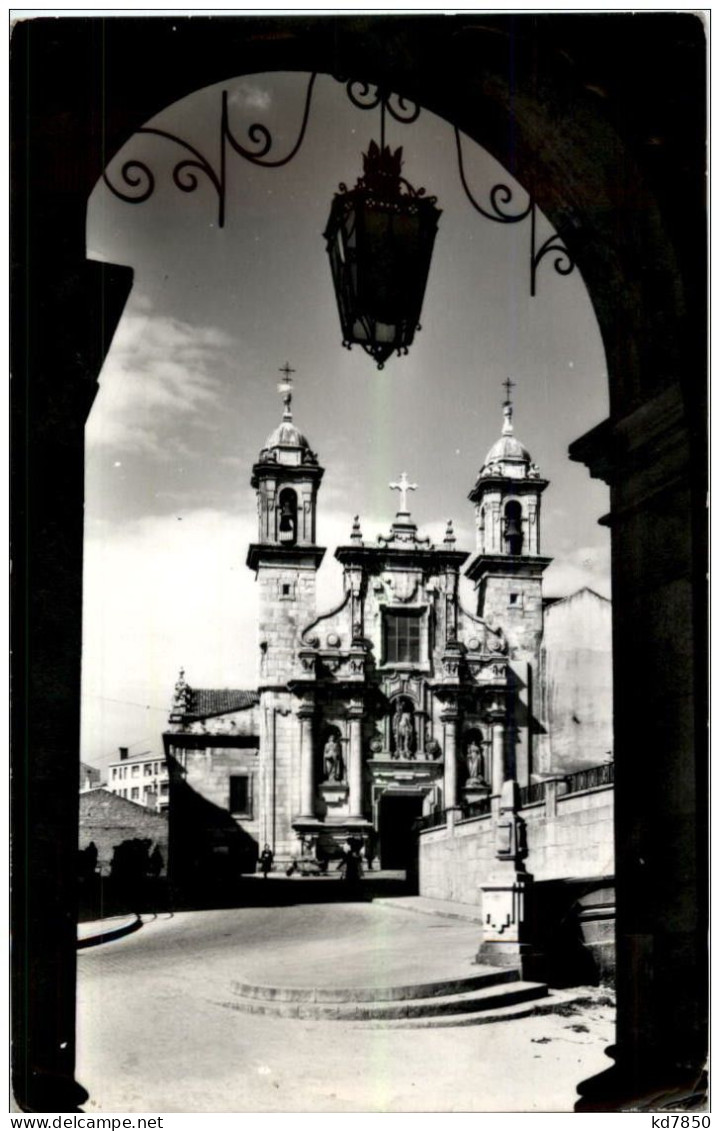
[76, 896, 615, 1113]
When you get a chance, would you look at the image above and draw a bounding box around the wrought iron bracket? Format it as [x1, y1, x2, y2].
[102, 72, 574, 296]
[103, 75, 318, 228]
[454, 126, 575, 295]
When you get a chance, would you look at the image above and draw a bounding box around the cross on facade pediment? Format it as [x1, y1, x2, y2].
[390, 472, 417, 514]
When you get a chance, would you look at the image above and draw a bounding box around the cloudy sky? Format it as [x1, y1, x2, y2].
[82, 70, 610, 774]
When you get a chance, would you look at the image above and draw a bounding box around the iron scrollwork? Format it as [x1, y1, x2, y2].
[529, 201, 575, 296]
[102, 71, 574, 296]
[345, 79, 421, 133]
[454, 126, 575, 294]
[103, 74, 319, 228]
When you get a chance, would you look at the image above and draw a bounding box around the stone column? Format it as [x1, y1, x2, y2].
[442, 706, 459, 809]
[347, 700, 364, 818]
[490, 708, 506, 795]
[297, 698, 315, 818]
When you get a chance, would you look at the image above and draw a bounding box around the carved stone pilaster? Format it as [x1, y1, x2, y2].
[296, 693, 316, 819]
[440, 700, 460, 809]
[346, 697, 364, 818]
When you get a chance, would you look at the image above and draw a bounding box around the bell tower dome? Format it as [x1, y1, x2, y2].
[247, 365, 324, 557]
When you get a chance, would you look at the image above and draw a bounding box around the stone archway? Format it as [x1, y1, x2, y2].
[11, 14, 706, 1111]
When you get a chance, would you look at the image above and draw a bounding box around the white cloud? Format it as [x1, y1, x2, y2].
[228, 82, 272, 112]
[86, 302, 234, 457]
[544, 543, 611, 599]
[81, 507, 259, 765]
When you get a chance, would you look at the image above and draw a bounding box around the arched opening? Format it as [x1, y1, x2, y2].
[276, 487, 298, 546]
[12, 15, 705, 1114]
[503, 499, 524, 556]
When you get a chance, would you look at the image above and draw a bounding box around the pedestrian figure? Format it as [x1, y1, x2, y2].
[259, 843, 274, 878]
[339, 838, 363, 888]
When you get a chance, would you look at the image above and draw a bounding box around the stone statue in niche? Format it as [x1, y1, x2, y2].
[322, 734, 344, 782]
[392, 700, 415, 759]
[465, 739, 486, 783]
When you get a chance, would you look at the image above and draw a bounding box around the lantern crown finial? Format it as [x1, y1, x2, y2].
[361, 141, 404, 191]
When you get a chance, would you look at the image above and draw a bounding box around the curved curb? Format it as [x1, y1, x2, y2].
[77, 914, 142, 949]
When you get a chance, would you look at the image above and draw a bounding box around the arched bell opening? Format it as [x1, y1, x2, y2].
[503, 499, 524, 556]
[276, 487, 298, 546]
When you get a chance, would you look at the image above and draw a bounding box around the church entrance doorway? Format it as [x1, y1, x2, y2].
[378, 794, 424, 871]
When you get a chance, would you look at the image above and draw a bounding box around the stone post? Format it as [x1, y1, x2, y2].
[478, 698, 536, 975]
[347, 700, 364, 818]
[544, 774, 567, 818]
[297, 698, 315, 818]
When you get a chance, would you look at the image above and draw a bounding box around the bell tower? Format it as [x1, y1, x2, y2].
[465, 384, 552, 663]
[246, 366, 325, 688]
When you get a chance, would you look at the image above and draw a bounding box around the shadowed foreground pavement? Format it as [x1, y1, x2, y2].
[76, 898, 614, 1112]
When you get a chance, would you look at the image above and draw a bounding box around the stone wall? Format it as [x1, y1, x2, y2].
[78, 788, 169, 876]
[257, 564, 318, 685]
[479, 574, 545, 661]
[419, 783, 614, 905]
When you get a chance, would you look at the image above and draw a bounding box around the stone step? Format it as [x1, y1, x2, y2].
[226, 979, 549, 1021]
[359, 989, 584, 1029]
[231, 966, 518, 1004]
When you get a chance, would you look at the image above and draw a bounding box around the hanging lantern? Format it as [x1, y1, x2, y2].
[324, 141, 441, 369]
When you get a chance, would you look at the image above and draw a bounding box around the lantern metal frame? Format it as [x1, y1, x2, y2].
[323, 139, 441, 367]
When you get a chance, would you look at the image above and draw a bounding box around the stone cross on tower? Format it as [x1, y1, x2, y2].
[390, 471, 417, 515]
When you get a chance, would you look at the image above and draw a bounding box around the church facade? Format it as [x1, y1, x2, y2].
[162, 379, 600, 873]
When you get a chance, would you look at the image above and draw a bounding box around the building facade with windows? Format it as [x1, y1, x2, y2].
[162, 384, 609, 873]
[106, 747, 171, 812]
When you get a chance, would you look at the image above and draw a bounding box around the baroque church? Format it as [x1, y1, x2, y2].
[163, 378, 611, 875]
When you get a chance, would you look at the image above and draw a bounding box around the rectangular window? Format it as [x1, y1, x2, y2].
[131, 764, 139, 777]
[384, 611, 422, 665]
[131, 787, 139, 800]
[229, 774, 252, 818]
[111, 767, 117, 779]
[144, 764, 153, 776]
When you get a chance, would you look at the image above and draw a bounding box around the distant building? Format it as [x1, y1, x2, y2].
[538, 588, 613, 774]
[106, 746, 169, 812]
[79, 762, 102, 792]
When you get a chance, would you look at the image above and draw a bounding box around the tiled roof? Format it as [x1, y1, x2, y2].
[188, 689, 259, 719]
